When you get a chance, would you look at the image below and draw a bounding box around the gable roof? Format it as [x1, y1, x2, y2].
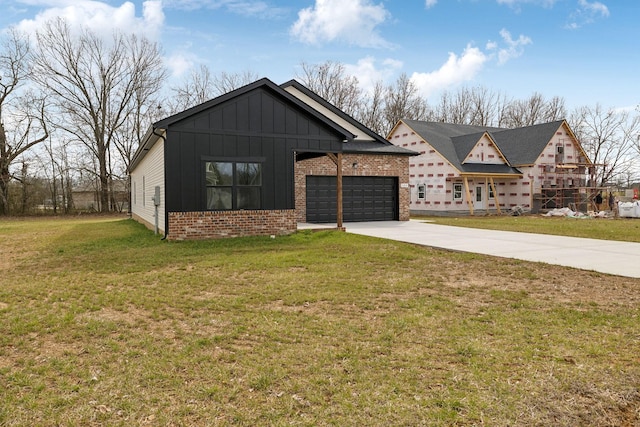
[281, 79, 417, 156]
[154, 77, 354, 139]
[451, 132, 491, 164]
[131, 78, 359, 171]
[399, 119, 585, 176]
[131, 78, 418, 171]
[489, 120, 565, 166]
[400, 120, 515, 174]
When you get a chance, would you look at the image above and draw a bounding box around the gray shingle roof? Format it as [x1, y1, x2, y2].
[459, 163, 521, 175]
[402, 119, 566, 174]
[342, 140, 419, 155]
[402, 120, 503, 169]
[489, 120, 564, 165]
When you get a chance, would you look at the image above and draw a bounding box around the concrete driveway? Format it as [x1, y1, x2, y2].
[338, 220, 640, 279]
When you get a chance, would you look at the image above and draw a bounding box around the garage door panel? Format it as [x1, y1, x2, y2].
[306, 175, 398, 223]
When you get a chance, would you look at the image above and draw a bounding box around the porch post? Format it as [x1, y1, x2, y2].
[336, 152, 343, 229]
[463, 177, 474, 216]
[327, 153, 344, 230]
[489, 177, 501, 214]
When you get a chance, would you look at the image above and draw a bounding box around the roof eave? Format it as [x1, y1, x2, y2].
[459, 172, 523, 178]
[129, 126, 164, 172]
[155, 78, 356, 142]
[281, 79, 384, 144]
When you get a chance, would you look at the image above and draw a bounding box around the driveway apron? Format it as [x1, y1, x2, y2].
[343, 220, 640, 279]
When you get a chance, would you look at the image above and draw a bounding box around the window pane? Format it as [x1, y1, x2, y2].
[237, 187, 261, 210]
[206, 162, 233, 186]
[207, 187, 232, 210]
[237, 163, 261, 186]
[453, 184, 462, 200]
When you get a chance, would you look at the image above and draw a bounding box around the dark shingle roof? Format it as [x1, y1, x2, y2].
[402, 120, 504, 170]
[489, 120, 564, 165]
[342, 140, 419, 155]
[459, 163, 521, 175]
[402, 119, 566, 173]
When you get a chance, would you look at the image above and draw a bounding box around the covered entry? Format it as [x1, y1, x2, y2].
[306, 175, 398, 223]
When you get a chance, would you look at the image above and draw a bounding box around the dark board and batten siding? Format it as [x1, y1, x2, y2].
[164, 87, 346, 213]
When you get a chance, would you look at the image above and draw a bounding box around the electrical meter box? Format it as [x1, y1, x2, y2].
[152, 186, 161, 206]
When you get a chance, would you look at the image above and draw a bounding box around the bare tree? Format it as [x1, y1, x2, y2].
[212, 70, 259, 96]
[32, 135, 72, 214]
[501, 92, 567, 128]
[356, 81, 387, 135]
[168, 66, 258, 114]
[444, 87, 474, 125]
[0, 28, 49, 215]
[168, 64, 215, 113]
[32, 18, 166, 212]
[383, 73, 429, 134]
[545, 96, 567, 122]
[296, 61, 362, 117]
[467, 86, 509, 126]
[570, 104, 640, 186]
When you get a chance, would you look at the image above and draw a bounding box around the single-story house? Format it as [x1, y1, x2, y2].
[129, 78, 416, 239]
[72, 179, 129, 212]
[387, 119, 594, 215]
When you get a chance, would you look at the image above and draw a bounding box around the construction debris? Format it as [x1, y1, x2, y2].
[543, 207, 616, 219]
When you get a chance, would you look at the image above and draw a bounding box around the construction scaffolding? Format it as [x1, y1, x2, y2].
[531, 157, 607, 213]
[533, 187, 607, 212]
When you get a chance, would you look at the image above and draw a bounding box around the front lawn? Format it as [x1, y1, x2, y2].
[1, 217, 638, 426]
[419, 214, 640, 242]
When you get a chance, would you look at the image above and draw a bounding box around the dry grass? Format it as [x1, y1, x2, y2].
[0, 216, 639, 426]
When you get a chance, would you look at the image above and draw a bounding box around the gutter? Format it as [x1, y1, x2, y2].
[150, 127, 169, 241]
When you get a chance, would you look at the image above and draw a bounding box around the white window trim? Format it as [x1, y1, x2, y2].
[453, 183, 463, 201]
[417, 184, 426, 200]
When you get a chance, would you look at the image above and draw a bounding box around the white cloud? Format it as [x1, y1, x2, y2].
[344, 56, 403, 94]
[425, 0, 437, 8]
[410, 45, 488, 98]
[165, 52, 195, 78]
[290, 0, 391, 48]
[15, 1, 164, 40]
[578, 0, 609, 16]
[162, 0, 287, 18]
[567, 0, 609, 29]
[491, 28, 532, 65]
[496, 0, 558, 8]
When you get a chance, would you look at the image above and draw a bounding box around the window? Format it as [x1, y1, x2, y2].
[417, 184, 426, 199]
[142, 176, 146, 206]
[489, 184, 495, 199]
[133, 181, 136, 205]
[205, 161, 262, 210]
[453, 183, 463, 201]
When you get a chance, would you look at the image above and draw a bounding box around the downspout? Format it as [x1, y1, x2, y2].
[151, 127, 169, 240]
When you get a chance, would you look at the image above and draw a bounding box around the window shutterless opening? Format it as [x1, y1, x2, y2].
[205, 161, 262, 210]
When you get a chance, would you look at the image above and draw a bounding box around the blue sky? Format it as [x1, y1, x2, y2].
[1, 0, 637, 111]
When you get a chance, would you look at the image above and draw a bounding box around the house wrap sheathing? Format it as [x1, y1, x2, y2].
[387, 119, 593, 215]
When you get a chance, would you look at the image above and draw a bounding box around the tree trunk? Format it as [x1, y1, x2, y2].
[20, 162, 28, 214]
[98, 145, 109, 213]
[0, 122, 9, 215]
[0, 166, 9, 215]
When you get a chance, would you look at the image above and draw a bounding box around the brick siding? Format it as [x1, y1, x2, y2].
[167, 210, 296, 240]
[295, 153, 411, 222]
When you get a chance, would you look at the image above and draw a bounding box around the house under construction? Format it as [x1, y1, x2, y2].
[387, 119, 603, 216]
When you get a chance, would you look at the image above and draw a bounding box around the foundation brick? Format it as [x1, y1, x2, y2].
[167, 210, 296, 240]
